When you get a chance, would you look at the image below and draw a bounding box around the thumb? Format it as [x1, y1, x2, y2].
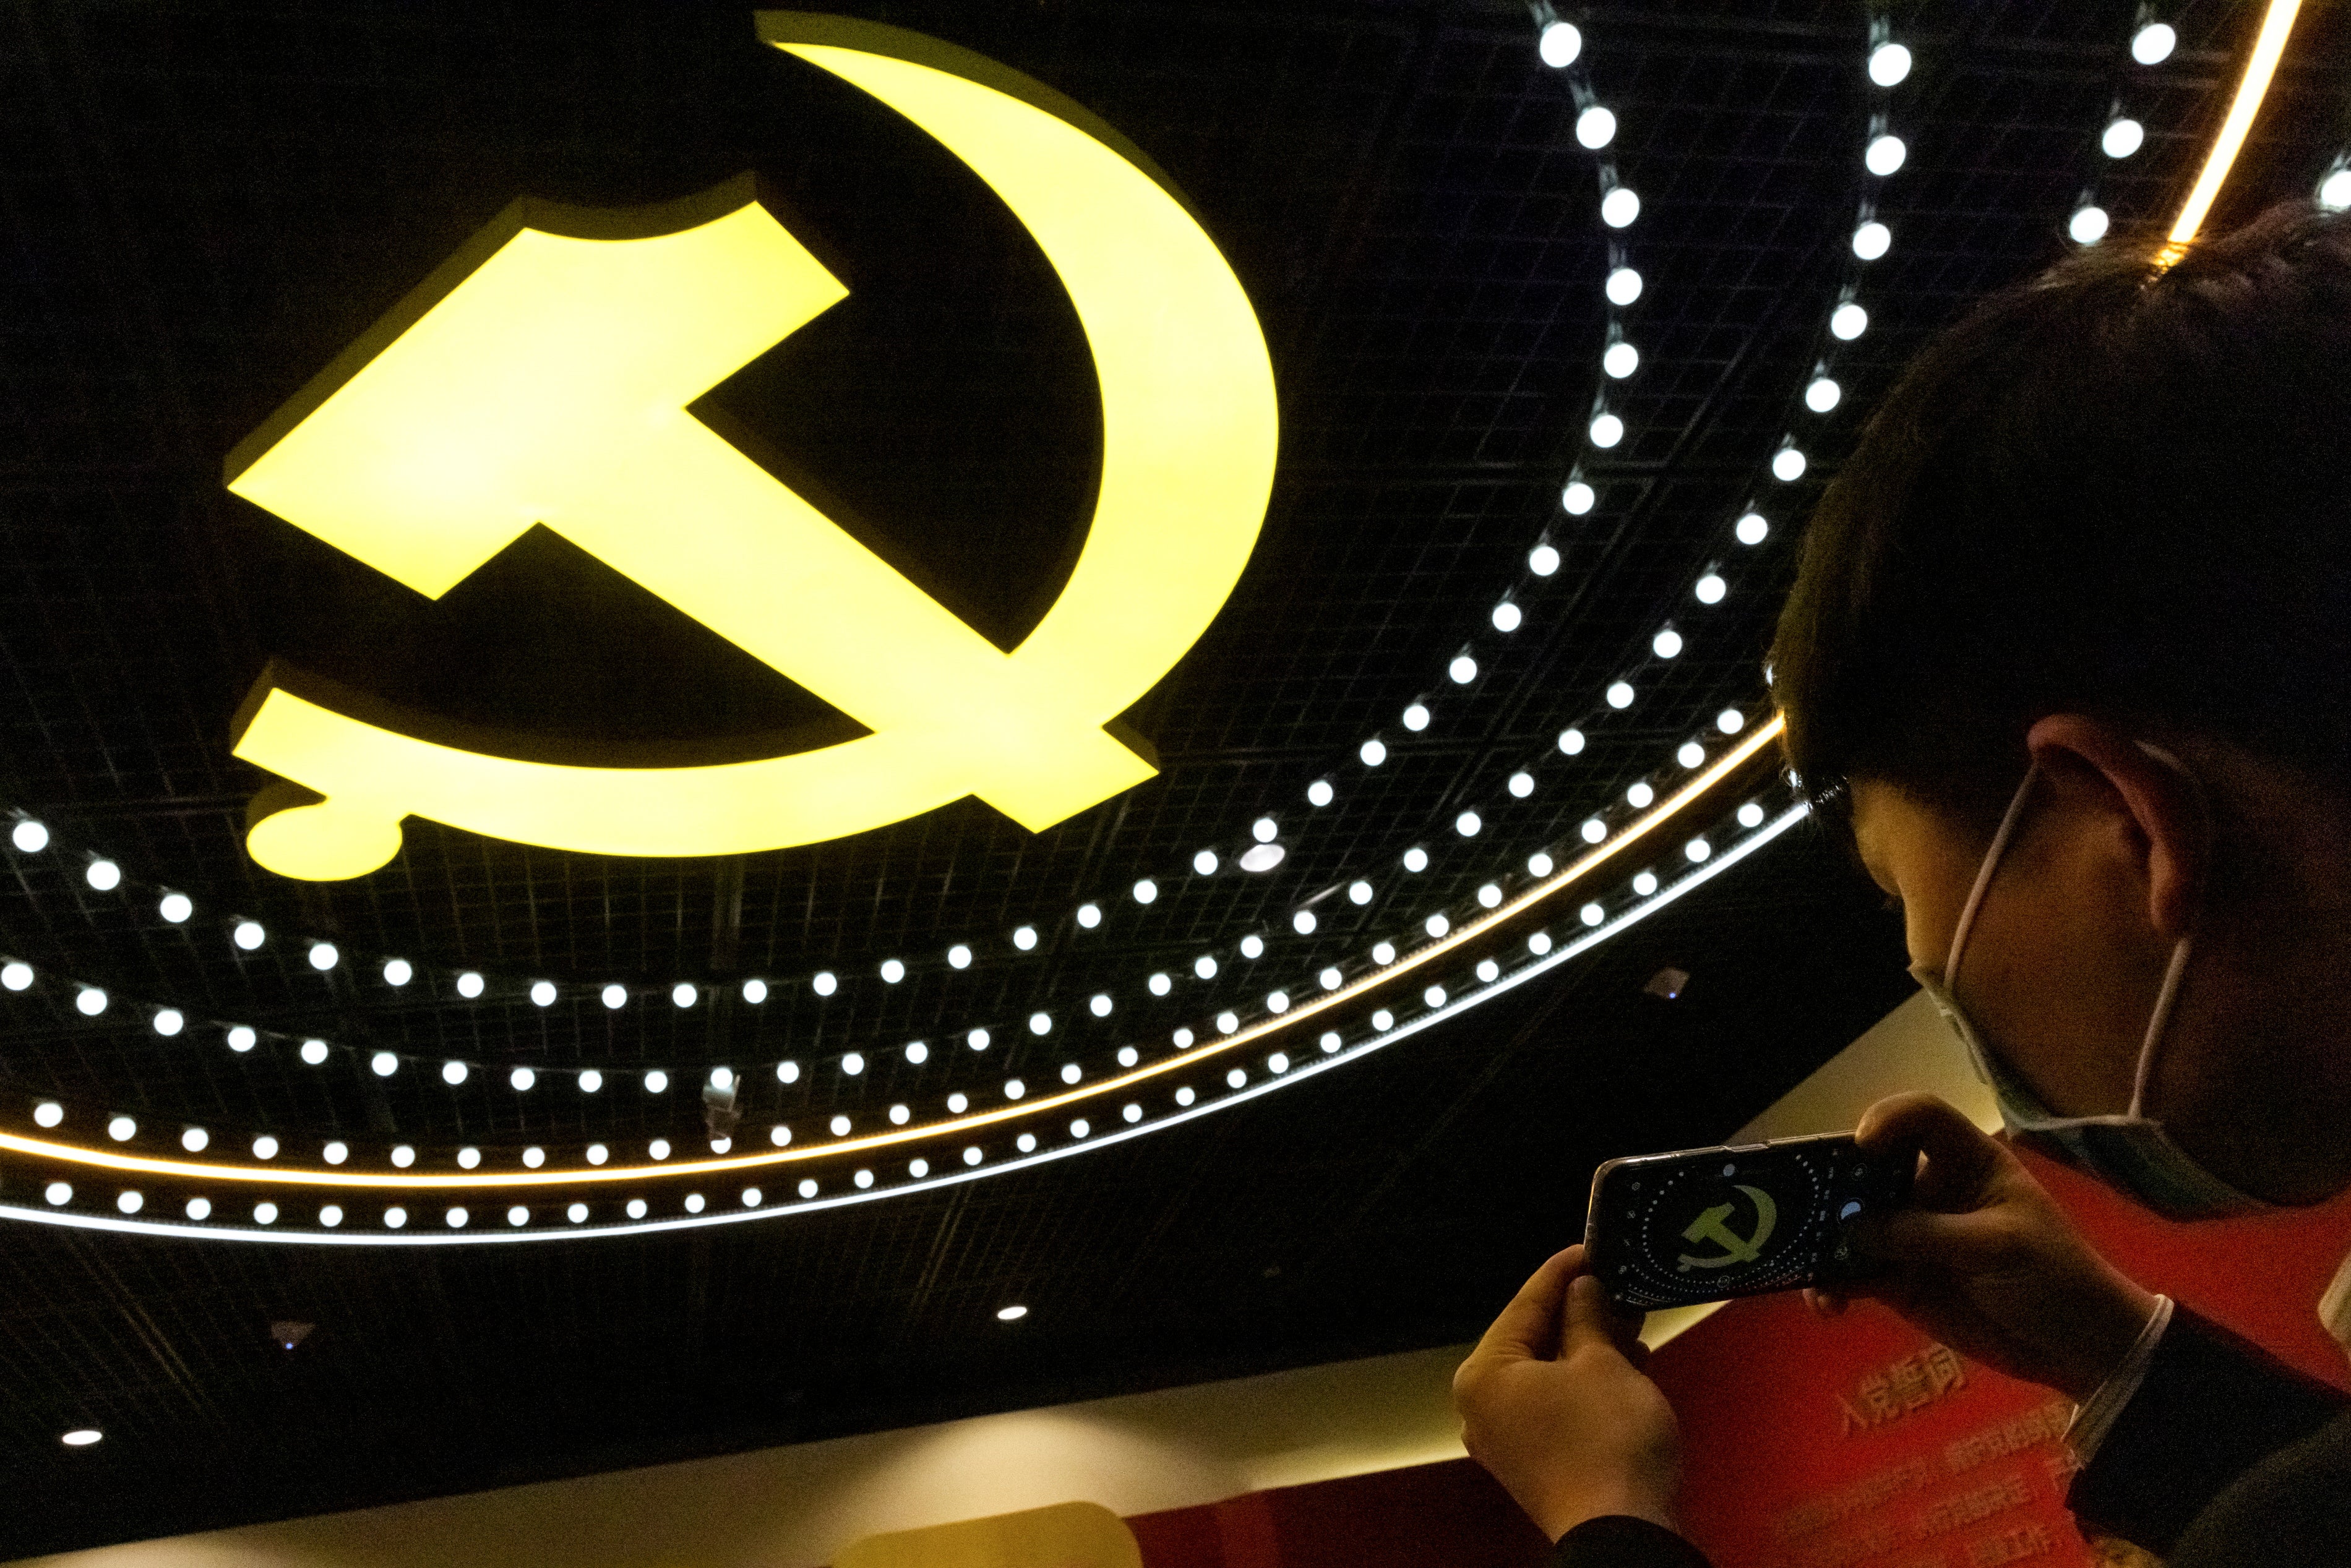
[1563, 1272, 1643, 1360]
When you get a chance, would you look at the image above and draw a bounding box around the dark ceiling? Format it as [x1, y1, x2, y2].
[3, 0, 2344, 1555]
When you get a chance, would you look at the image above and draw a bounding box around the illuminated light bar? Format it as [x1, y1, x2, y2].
[0, 716, 1784, 1191]
[0, 806, 1807, 1246]
[2165, 0, 2301, 250]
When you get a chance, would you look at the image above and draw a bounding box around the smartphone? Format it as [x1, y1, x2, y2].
[1583, 1132, 1913, 1311]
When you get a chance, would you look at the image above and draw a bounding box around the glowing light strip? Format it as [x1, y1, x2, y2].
[2168, 0, 2300, 246]
[0, 806, 1808, 1245]
[1, 718, 1786, 1190]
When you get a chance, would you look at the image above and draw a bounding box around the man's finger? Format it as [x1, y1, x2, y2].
[1563, 1270, 1636, 1361]
[1856, 1092, 2011, 1206]
[1470, 1245, 1584, 1363]
[1872, 1205, 2034, 1269]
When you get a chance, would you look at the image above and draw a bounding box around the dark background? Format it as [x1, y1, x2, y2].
[1, 0, 2342, 1554]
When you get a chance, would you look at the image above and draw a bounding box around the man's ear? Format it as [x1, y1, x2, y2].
[2024, 714, 2208, 940]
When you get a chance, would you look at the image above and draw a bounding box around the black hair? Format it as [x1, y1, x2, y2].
[1771, 202, 2351, 825]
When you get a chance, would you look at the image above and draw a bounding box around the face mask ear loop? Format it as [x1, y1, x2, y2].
[1945, 763, 2041, 987]
[2128, 936, 2194, 1120]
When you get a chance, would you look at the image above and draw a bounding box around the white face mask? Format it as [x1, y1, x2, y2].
[1911, 757, 2271, 1221]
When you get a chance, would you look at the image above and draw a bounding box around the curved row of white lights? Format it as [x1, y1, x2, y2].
[0, 800, 1812, 1243]
[0, 723, 1792, 1191]
[0, 721, 1783, 1116]
[2061, 14, 2183, 246]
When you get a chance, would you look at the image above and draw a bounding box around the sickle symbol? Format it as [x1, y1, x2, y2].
[225, 14, 1277, 879]
[1675, 1185, 1779, 1270]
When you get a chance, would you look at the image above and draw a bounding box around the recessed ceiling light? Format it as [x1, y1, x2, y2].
[60, 1428, 101, 1447]
[997, 1304, 1029, 1322]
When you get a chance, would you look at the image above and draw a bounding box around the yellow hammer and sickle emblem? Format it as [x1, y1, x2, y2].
[1675, 1184, 1779, 1270]
[224, 14, 1277, 880]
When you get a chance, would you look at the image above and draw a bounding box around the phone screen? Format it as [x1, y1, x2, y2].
[1583, 1132, 1912, 1311]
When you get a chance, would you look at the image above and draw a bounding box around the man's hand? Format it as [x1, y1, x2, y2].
[1811, 1093, 2160, 1401]
[1453, 1244, 1683, 1542]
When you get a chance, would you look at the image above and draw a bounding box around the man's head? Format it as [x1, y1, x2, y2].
[1772, 204, 2351, 1206]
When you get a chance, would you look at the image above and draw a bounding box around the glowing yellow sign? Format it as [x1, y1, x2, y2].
[225, 14, 1277, 879]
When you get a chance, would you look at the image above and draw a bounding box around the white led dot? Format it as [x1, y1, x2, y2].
[1403, 702, 1432, 731]
[1320, 966, 1343, 991]
[580, 1070, 604, 1093]
[107, 1115, 135, 1141]
[1359, 737, 1387, 767]
[1477, 958, 1501, 983]
[371, 1051, 398, 1077]
[457, 1146, 481, 1169]
[1601, 186, 1640, 228]
[445, 1208, 467, 1228]
[1508, 771, 1535, 799]
[2324, 170, 2351, 212]
[1607, 680, 1635, 709]
[1582, 902, 1605, 927]
[626, 1199, 648, 1219]
[1492, 601, 1524, 632]
[1581, 818, 1607, 844]
[1529, 542, 1562, 576]
[1865, 134, 1906, 175]
[155, 890, 192, 923]
[1, 961, 32, 992]
[1173, 1028, 1195, 1048]
[1529, 932, 1553, 955]
[1227, 1067, 1247, 1089]
[116, 1190, 143, 1214]
[1404, 846, 1430, 873]
[529, 980, 556, 1007]
[523, 1146, 546, 1167]
[1687, 838, 1713, 862]
[85, 859, 121, 892]
[306, 941, 337, 971]
[10, 820, 46, 852]
[1576, 106, 1617, 149]
[1528, 851, 1555, 876]
[1373, 1008, 1395, 1030]
[33, 1102, 62, 1128]
[382, 959, 411, 987]
[74, 987, 106, 1017]
[44, 1181, 69, 1206]
[649, 1140, 671, 1160]
[1588, 412, 1624, 448]
[1216, 1012, 1239, 1035]
[666, 982, 695, 1009]
[1678, 741, 1707, 768]
[1634, 870, 1659, 897]
[2102, 118, 2144, 159]
[1718, 708, 1746, 734]
[880, 958, 905, 983]
[1176, 1087, 1196, 1107]
[644, 1069, 669, 1093]
[587, 1143, 608, 1163]
[1603, 341, 1639, 379]
[1478, 883, 1503, 908]
[770, 1125, 791, 1147]
[454, 970, 483, 998]
[298, 1039, 327, 1066]
[568, 1203, 588, 1223]
[508, 1206, 529, 1227]
[1628, 782, 1655, 808]
[1088, 992, 1114, 1018]
[1694, 573, 1727, 606]
[1077, 902, 1102, 928]
[1307, 779, 1335, 807]
[1456, 810, 1481, 837]
[1538, 19, 1581, 67]
[1192, 849, 1218, 876]
[1448, 654, 1480, 686]
[2070, 205, 2111, 244]
[190, 1197, 214, 1220]
[1739, 801, 1767, 828]
[1736, 512, 1771, 545]
[252, 1135, 278, 1159]
[1562, 481, 1595, 515]
[1851, 221, 1890, 261]
[1426, 914, 1450, 938]
[1806, 376, 1843, 413]
[2132, 22, 2176, 64]
[1132, 878, 1158, 904]
[948, 942, 974, 968]
[968, 1027, 991, 1050]
[1193, 954, 1218, 980]
[391, 1145, 415, 1167]
[152, 1008, 183, 1037]
[1868, 41, 1912, 85]
[1027, 1011, 1052, 1037]
[1349, 880, 1374, 905]
[1831, 302, 1868, 341]
[743, 1188, 763, 1206]
[1605, 267, 1642, 306]
[1558, 728, 1586, 756]
[442, 1060, 468, 1086]
[1240, 933, 1265, 960]
[1773, 447, 1808, 482]
[1372, 941, 1397, 965]
[808, 969, 840, 996]
[1653, 627, 1683, 659]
